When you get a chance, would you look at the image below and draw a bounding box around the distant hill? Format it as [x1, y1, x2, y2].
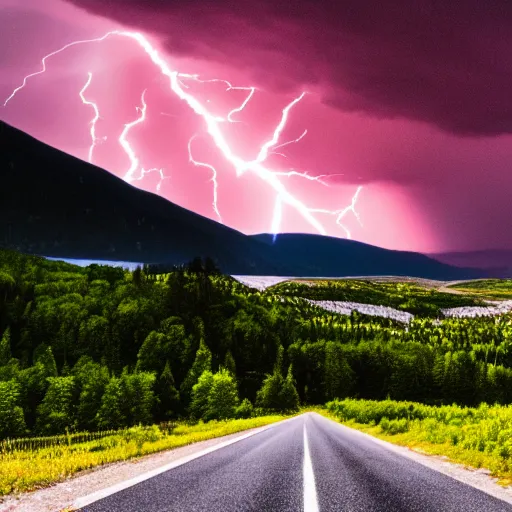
[429, 250, 512, 277]
[251, 234, 486, 280]
[0, 120, 488, 279]
[0, 121, 281, 274]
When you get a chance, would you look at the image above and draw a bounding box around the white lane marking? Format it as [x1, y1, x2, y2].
[74, 416, 299, 509]
[303, 423, 320, 512]
[312, 413, 512, 506]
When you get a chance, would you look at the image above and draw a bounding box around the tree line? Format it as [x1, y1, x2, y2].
[1, 249, 512, 438]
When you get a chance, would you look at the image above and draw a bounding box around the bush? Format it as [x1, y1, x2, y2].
[122, 425, 163, 450]
[235, 399, 254, 419]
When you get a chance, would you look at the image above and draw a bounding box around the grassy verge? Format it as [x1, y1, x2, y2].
[0, 415, 287, 496]
[449, 279, 512, 300]
[323, 399, 512, 487]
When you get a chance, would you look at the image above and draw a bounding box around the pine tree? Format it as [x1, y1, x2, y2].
[0, 380, 26, 438]
[279, 365, 300, 412]
[125, 372, 157, 426]
[255, 369, 283, 411]
[0, 328, 11, 366]
[190, 370, 214, 420]
[76, 363, 110, 431]
[224, 350, 236, 377]
[156, 361, 181, 420]
[206, 368, 239, 420]
[324, 341, 354, 401]
[36, 376, 77, 435]
[180, 339, 212, 404]
[96, 376, 126, 429]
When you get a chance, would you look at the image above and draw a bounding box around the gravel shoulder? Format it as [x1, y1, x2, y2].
[0, 425, 272, 512]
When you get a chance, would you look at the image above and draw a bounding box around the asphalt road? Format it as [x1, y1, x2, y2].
[80, 413, 512, 512]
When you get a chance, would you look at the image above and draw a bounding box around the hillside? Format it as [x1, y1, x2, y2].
[430, 249, 512, 277]
[0, 120, 487, 279]
[0, 121, 282, 274]
[252, 234, 486, 280]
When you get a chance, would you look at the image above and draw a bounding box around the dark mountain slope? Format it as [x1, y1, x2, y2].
[0, 121, 281, 274]
[252, 234, 487, 280]
[429, 250, 512, 277]
[0, 120, 488, 279]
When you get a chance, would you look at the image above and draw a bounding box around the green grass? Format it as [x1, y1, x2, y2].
[450, 280, 512, 300]
[0, 415, 288, 496]
[268, 279, 484, 316]
[325, 399, 512, 486]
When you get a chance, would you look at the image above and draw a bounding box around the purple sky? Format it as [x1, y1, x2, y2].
[1, 0, 512, 253]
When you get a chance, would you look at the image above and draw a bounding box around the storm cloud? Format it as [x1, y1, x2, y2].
[64, 0, 512, 136]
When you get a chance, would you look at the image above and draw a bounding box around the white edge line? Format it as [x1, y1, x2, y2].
[313, 413, 512, 506]
[73, 416, 299, 509]
[303, 423, 320, 512]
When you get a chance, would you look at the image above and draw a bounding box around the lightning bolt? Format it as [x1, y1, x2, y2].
[273, 170, 345, 186]
[3, 33, 114, 107]
[78, 72, 103, 163]
[270, 129, 308, 158]
[188, 135, 222, 222]
[133, 167, 170, 193]
[310, 186, 364, 239]
[4, 30, 364, 239]
[177, 74, 256, 123]
[118, 89, 148, 183]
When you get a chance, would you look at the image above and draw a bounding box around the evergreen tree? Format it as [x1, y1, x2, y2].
[224, 350, 236, 377]
[36, 376, 77, 434]
[33, 344, 58, 378]
[156, 361, 180, 420]
[190, 370, 214, 420]
[324, 341, 355, 401]
[124, 372, 157, 426]
[206, 368, 239, 420]
[0, 380, 26, 438]
[180, 339, 212, 404]
[255, 369, 283, 411]
[279, 365, 300, 412]
[75, 361, 110, 431]
[96, 376, 126, 429]
[0, 327, 11, 366]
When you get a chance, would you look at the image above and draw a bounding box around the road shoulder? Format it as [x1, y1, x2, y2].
[0, 422, 283, 512]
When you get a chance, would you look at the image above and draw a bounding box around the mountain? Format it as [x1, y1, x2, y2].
[0, 120, 488, 279]
[0, 121, 282, 274]
[429, 250, 512, 277]
[251, 234, 486, 280]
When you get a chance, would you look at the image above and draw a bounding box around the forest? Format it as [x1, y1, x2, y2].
[1, 248, 512, 439]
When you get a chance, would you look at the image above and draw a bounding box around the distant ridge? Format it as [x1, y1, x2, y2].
[429, 249, 512, 277]
[0, 120, 489, 279]
[251, 234, 487, 280]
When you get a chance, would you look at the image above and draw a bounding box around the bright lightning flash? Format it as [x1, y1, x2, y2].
[78, 72, 104, 163]
[3, 30, 363, 239]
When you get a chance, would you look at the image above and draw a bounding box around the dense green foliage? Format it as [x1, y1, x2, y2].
[450, 279, 512, 299]
[2, 248, 512, 439]
[327, 399, 512, 476]
[271, 279, 484, 316]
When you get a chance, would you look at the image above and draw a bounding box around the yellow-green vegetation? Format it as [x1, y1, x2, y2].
[450, 279, 512, 300]
[326, 399, 512, 485]
[269, 279, 484, 316]
[0, 415, 286, 496]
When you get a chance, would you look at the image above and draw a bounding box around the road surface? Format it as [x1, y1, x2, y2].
[79, 413, 512, 512]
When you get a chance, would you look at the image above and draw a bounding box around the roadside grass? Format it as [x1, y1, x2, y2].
[323, 399, 512, 487]
[0, 415, 287, 496]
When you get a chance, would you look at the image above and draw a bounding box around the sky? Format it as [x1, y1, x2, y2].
[1, 0, 512, 254]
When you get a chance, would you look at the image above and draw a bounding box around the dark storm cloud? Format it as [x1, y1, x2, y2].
[64, 0, 512, 136]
